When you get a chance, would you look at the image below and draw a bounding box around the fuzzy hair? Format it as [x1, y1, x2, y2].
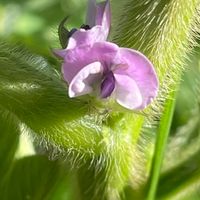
[1, 0, 200, 199]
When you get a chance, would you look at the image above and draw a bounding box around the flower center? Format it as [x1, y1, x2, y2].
[80, 24, 91, 30]
[68, 24, 91, 38]
[101, 71, 115, 98]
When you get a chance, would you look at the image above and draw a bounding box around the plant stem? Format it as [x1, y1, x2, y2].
[146, 90, 177, 200]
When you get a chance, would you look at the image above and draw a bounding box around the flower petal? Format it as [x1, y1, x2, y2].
[69, 61, 103, 98]
[69, 0, 111, 49]
[95, 0, 111, 38]
[86, 0, 111, 37]
[101, 71, 115, 98]
[113, 74, 143, 110]
[62, 41, 119, 83]
[114, 48, 158, 109]
[92, 41, 119, 69]
[67, 25, 108, 49]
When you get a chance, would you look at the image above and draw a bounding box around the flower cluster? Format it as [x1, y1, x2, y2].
[54, 0, 158, 110]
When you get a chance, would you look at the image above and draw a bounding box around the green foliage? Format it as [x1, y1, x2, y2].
[146, 91, 177, 200]
[112, 0, 200, 196]
[0, 108, 19, 181]
[0, 42, 142, 199]
[156, 48, 200, 200]
[1, 156, 66, 200]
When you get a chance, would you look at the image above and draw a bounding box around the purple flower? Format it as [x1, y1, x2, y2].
[59, 0, 110, 50]
[54, 0, 158, 110]
[56, 41, 158, 110]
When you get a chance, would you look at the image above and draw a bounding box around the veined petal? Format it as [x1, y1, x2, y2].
[69, 61, 103, 98]
[62, 41, 119, 83]
[92, 41, 119, 69]
[67, 25, 108, 49]
[113, 74, 143, 110]
[115, 48, 158, 109]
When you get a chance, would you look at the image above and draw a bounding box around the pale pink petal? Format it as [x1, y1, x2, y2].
[113, 74, 143, 110]
[71, 0, 111, 49]
[69, 61, 103, 98]
[92, 41, 119, 69]
[63, 41, 119, 83]
[86, 0, 110, 32]
[67, 25, 108, 49]
[95, 0, 110, 38]
[114, 48, 158, 109]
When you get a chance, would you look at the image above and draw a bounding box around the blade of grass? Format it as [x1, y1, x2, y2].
[146, 90, 177, 200]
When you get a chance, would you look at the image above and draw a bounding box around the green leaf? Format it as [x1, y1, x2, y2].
[0, 43, 102, 153]
[157, 148, 200, 200]
[0, 108, 19, 180]
[0, 43, 142, 198]
[0, 155, 77, 200]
